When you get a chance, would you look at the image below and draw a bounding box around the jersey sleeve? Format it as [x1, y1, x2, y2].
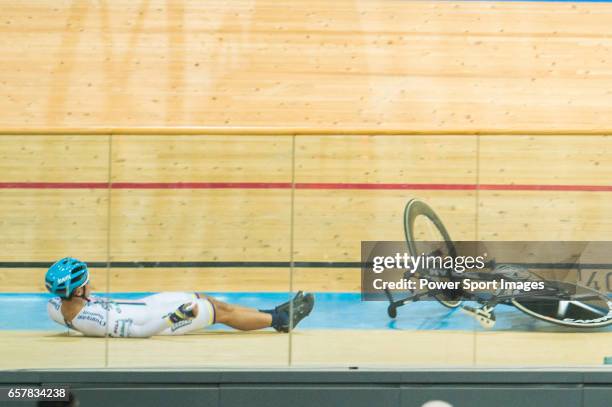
[46, 297, 67, 328]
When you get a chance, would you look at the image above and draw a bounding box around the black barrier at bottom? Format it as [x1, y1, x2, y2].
[1, 370, 612, 407]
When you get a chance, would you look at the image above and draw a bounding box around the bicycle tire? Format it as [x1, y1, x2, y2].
[403, 199, 462, 309]
[511, 281, 612, 328]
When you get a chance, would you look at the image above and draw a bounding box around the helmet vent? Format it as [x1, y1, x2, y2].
[72, 265, 85, 274]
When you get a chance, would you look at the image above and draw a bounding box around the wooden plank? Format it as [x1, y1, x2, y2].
[110, 189, 291, 261]
[2, 1, 612, 131]
[480, 136, 612, 185]
[112, 135, 292, 182]
[0, 267, 356, 294]
[0, 135, 109, 182]
[108, 267, 290, 293]
[106, 267, 355, 293]
[477, 191, 612, 240]
[2, 129, 612, 136]
[293, 190, 477, 261]
[0, 190, 109, 261]
[2, 329, 609, 369]
[295, 135, 477, 184]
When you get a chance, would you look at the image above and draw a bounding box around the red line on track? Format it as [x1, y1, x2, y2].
[477, 184, 612, 192]
[0, 182, 611, 192]
[113, 182, 293, 189]
[295, 183, 477, 190]
[0, 182, 292, 189]
[0, 182, 109, 189]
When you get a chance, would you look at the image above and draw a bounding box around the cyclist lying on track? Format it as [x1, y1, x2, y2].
[45, 257, 314, 337]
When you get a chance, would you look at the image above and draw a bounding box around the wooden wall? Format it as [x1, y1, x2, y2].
[2, 1, 612, 132]
[1, 135, 611, 293]
[3, 0, 612, 293]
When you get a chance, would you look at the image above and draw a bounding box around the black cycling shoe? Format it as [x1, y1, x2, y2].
[275, 291, 304, 314]
[277, 292, 315, 333]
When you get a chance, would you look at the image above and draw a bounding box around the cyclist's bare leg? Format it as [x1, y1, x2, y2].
[205, 296, 273, 330]
[199, 294, 263, 314]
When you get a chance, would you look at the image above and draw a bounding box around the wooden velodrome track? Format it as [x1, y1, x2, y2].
[1, 0, 612, 369]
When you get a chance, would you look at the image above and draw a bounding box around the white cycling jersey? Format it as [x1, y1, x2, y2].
[47, 292, 215, 338]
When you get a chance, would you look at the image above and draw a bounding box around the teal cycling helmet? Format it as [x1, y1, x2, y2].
[45, 257, 90, 298]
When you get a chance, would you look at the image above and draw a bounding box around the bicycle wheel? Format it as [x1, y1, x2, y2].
[511, 281, 612, 328]
[403, 199, 462, 308]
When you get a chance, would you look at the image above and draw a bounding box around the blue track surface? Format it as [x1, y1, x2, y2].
[2, 292, 611, 333]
